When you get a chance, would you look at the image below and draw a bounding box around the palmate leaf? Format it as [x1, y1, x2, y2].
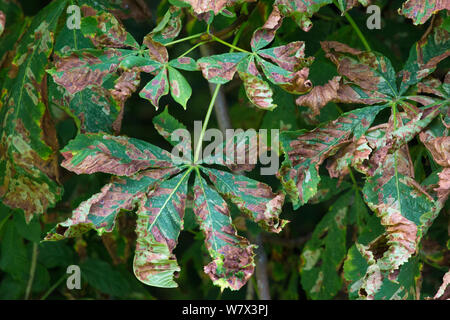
[129, 9, 194, 110]
[0, 0, 67, 222]
[47, 110, 285, 289]
[297, 20, 449, 119]
[49, 5, 194, 114]
[277, 104, 387, 209]
[198, 8, 313, 110]
[399, 0, 450, 25]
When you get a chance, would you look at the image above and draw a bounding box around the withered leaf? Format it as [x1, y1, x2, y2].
[399, 0, 450, 25]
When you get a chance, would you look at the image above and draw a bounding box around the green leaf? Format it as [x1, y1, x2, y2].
[168, 57, 199, 71]
[168, 66, 192, 109]
[0, 0, 27, 80]
[300, 191, 352, 299]
[60, 133, 174, 176]
[48, 79, 123, 134]
[152, 107, 190, 154]
[81, 258, 131, 297]
[202, 167, 287, 233]
[0, 0, 65, 222]
[198, 52, 249, 84]
[134, 171, 190, 288]
[278, 104, 387, 209]
[13, 214, 41, 243]
[0, 220, 28, 281]
[139, 68, 170, 109]
[193, 172, 255, 291]
[38, 241, 75, 268]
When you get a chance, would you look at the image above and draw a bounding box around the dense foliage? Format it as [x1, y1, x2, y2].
[0, 0, 448, 300]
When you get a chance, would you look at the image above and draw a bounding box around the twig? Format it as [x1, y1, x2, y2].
[254, 234, 271, 300]
[24, 242, 38, 299]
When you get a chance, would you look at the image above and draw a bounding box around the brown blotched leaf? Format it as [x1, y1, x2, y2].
[321, 41, 397, 98]
[420, 133, 450, 203]
[251, 6, 283, 51]
[296, 76, 341, 116]
[399, 0, 450, 25]
[181, 0, 255, 15]
[368, 105, 442, 175]
[327, 135, 372, 181]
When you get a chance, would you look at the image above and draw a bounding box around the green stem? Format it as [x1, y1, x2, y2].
[392, 102, 398, 130]
[210, 35, 251, 54]
[178, 40, 211, 58]
[164, 32, 205, 46]
[193, 27, 247, 163]
[397, 100, 419, 115]
[348, 167, 360, 193]
[24, 242, 38, 299]
[333, 0, 372, 52]
[40, 273, 66, 300]
[194, 84, 222, 162]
